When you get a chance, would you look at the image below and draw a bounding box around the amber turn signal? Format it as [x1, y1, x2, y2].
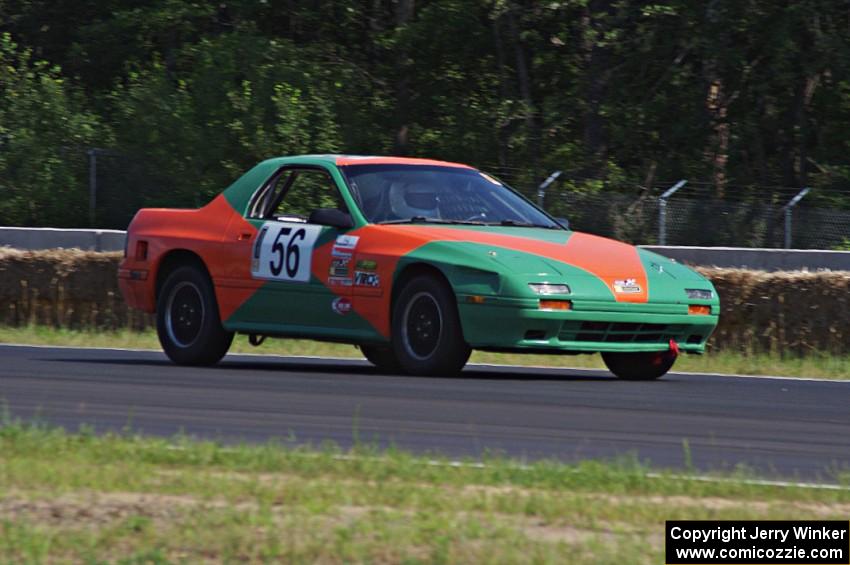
[688, 304, 711, 315]
[466, 295, 486, 304]
[539, 299, 572, 311]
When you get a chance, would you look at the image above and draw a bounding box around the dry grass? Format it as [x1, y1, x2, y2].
[2, 248, 849, 356]
[1, 423, 849, 563]
[700, 267, 850, 355]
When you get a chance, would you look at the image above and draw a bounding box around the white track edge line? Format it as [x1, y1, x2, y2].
[158, 446, 849, 491]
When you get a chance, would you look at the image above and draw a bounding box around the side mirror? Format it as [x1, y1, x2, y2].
[556, 217, 570, 230]
[308, 208, 354, 229]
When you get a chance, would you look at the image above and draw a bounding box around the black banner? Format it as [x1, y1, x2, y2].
[666, 521, 849, 564]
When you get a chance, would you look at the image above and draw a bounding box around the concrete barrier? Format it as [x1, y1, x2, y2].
[3, 227, 850, 271]
[0, 227, 126, 252]
[642, 245, 850, 272]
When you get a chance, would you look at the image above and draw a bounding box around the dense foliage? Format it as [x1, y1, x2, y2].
[1, 0, 849, 229]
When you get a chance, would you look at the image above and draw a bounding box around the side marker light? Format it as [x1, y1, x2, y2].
[539, 299, 572, 311]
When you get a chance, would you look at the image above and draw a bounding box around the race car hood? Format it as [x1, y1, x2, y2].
[368, 224, 713, 305]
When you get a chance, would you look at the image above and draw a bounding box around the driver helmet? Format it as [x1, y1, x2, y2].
[388, 181, 440, 219]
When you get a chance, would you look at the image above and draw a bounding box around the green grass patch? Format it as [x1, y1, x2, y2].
[1, 420, 848, 563]
[1, 324, 848, 380]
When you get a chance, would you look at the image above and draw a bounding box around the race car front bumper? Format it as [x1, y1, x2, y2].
[457, 295, 719, 354]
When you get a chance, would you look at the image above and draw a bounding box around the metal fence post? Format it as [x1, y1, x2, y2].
[537, 170, 562, 209]
[658, 179, 687, 245]
[88, 149, 97, 227]
[782, 187, 811, 249]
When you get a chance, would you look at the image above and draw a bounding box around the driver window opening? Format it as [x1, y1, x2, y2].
[250, 168, 349, 222]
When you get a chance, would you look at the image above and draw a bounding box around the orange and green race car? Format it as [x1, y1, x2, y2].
[118, 155, 719, 379]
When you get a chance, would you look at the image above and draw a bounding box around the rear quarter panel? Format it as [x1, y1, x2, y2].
[118, 194, 250, 315]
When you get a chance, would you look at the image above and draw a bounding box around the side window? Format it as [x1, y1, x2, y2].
[249, 168, 348, 220]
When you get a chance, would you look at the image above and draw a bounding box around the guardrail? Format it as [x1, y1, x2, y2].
[0, 227, 126, 253]
[3, 227, 850, 271]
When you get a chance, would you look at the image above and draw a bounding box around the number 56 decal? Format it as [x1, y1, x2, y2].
[251, 221, 322, 282]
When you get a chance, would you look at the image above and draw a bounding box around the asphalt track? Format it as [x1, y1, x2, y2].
[1, 344, 849, 481]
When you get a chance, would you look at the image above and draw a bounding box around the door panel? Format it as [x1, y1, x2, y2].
[221, 165, 377, 339]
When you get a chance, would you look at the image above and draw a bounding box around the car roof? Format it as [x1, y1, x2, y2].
[259, 154, 475, 169]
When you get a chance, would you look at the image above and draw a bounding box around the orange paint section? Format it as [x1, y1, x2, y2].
[214, 209, 266, 321]
[118, 194, 265, 321]
[387, 226, 648, 303]
[311, 226, 438, 337]
[335, 156, 473, 169]
[311, 225, 649, 338]
[560, 232, 648, 303]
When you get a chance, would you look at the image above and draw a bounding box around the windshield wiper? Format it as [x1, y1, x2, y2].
[379, 217, 487, 225]
[492, 219, 559, 229]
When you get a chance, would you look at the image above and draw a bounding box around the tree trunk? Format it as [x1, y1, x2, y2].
[392, 0, 415, 155]
[580, 0, 613, 177]
[492, 17, 510, 169]
[505, 5, 541, 173]
[702, 0, 728, 198]
[704, 79, 729, 198]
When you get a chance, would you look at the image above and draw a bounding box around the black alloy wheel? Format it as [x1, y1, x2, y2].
[156, 265, 234, 365]
[391, 274, 471, 376]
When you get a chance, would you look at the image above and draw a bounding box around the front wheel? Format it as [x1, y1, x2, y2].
[391, 275, 471, 376]
[601, 350, 676, 380]
[156, 265, 234, 365]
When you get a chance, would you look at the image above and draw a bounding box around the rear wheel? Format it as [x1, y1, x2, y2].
[602, 350, 676, 380]
[391, 274, 471, 376]
[157, 265, 233, 365]
[360, 345, 402, 373]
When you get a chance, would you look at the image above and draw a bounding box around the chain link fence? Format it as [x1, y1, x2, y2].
[537, 181, 850, 250]
[79, 153, 850, 249]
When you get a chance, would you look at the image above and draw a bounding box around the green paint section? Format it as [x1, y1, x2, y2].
[637, 247, 720, 307]
[217, 161, 721, 354]
[224, 220, 378, 340]
[224, 273, 379, 341]
[457, 301, 717, 352]
[399, 240, 719, 352]
[400, 239, 614, 300]
[221, 155, 361, 217]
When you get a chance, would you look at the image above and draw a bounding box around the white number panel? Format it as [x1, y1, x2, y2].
[251, 221, 323, 283]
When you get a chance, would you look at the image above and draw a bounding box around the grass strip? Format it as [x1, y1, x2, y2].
[1, 325, 849, 380]
[1, 420, 849, 564]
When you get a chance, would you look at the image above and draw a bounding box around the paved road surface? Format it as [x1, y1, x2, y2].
[1, 344, 848, 481]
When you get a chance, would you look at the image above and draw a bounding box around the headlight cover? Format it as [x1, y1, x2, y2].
[685, 288, 713, 300]
[528, 283, 571, 295]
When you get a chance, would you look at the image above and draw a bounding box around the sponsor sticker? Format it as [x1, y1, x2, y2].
[334, 235, 359, 249]
[329, 257, 350, 278]
[331, 247, 352, 259]
[613, 278, 641, 294]
[332, 296, 352, 315]
[355, 259, 378, 271]
[328, 277, 353, 287]
[354, 271, 380, 288]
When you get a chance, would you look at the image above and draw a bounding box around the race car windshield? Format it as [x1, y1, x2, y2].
[340, 165, 561, 228]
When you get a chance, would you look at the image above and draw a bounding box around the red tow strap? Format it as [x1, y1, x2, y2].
[668, 339, 680, 356]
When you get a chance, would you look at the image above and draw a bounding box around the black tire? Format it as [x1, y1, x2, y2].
[360, 345, 402, 373]
[156, 265, 234, 366]
[391, 274, 471, 376]
[601, 351, 676, 380]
